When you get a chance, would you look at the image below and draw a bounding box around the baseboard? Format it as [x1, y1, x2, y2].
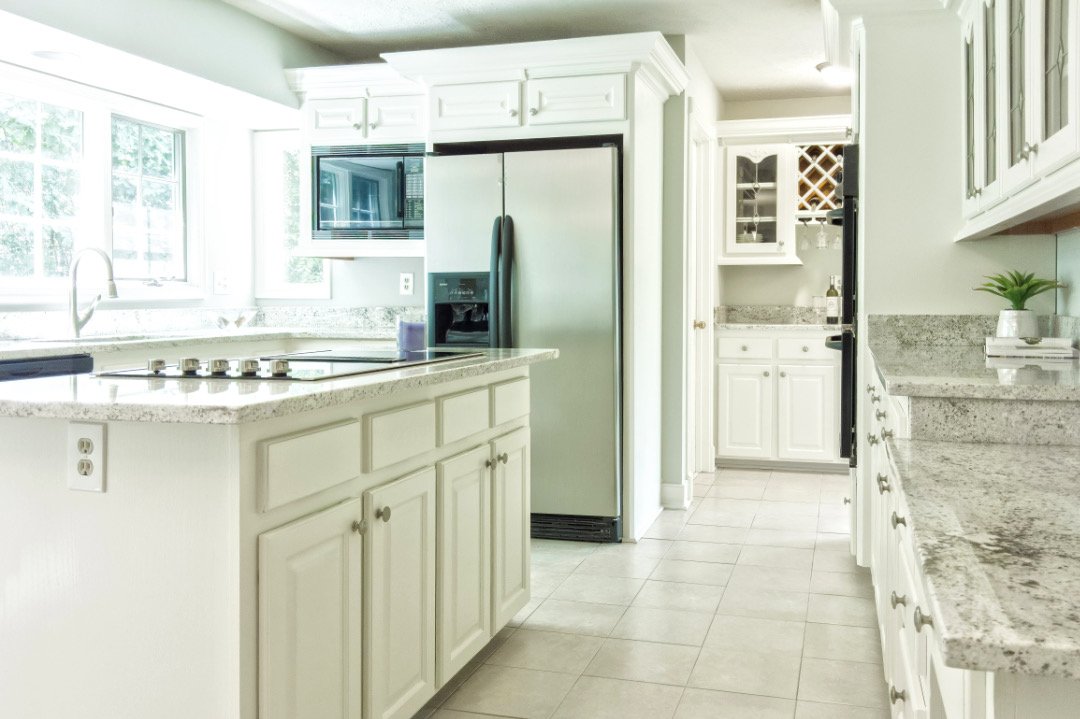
[530, 513, 621, 543]
[716, 458, 849, 474]
[661, 479, 692, 509]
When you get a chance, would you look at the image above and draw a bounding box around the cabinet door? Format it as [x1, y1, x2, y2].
[1000, 0, 1038, 193]
[721, 145, 798, 265]
[430, 81, 522, 131]
[776, 364, 838, 462]
[436, 446, 492, 685]
[524, 74, 626, 125]
[715, 363, 774, 459]
[365, 467, 437, 719]
[367, 95, 427, 141]
[491, 427, 531, 629]
[305, 98, 366, 142]
[259, 498, 364, 719]
[1030, 0, 1080, 175]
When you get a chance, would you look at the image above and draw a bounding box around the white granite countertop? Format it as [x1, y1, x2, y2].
[0, 348, 557, 424]
[715, 323, 837, 332]
[870, 343, 1080, 401]
[888, 437, 1080, 678]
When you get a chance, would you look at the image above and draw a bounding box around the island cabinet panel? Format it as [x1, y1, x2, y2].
[491, 427, 531, 628]
[364, 466, 437, 719]
[365, 401, 437, 472]
[258, 498, 364, 719]
[436, 446, 493, 684]
[491, 377, 530, 426]
[259, 420, 362, 511]
[437, 387, 491, 446]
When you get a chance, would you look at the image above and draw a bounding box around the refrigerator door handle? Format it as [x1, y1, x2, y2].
[489, 216, 502, 348]
[499, 215, 515, 347]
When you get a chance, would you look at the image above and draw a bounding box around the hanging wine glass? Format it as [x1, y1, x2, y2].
[798, 216, 811, 251]
[815, 217, 828, 249]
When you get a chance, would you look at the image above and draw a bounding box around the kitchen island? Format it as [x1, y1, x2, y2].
[0, 347, 556, 719]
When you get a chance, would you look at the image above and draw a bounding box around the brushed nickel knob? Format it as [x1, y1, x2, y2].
[779, 371, 787, 378]
[485, 459, 495, 468]
[180, 357, 201, 375]
[891, 512, 906, 528]
[352, 122, 363, 130]
[881, 428, 894, 440]
[508, 108, 519, 117]
[529, 107, 538, 116]
[914, 606, 934, 632]
[375, 506, 391, 522]
[209, 358, 231, 376]
[763, 370, 770, 377]
[877, 474, 891, 493]
[843, 497, 851, 505]
[497, 452, 509, 464]
[870, 393, 881, 404]
[875, 409, 887, 421]
[368, 122, 378, 129]
[890, 686, 906, 704]
[866, 384, 874, 394]
[148, 358, 166, 374]
[351, 520, 366, 534]
[741, 345, 748, 351]
[270, 359, 291, 377]
[866, 433, 880, 445]
[890, 591, 908, 608]
[240, 358, 261, 377]
[801, 345, 809, 352]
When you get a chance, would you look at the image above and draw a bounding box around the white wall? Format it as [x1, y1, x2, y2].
[722, 226, 843, 306]
[258, 258, 427, 308]
[723, 95, 850, 121]
[1058, 229, 1080, 317]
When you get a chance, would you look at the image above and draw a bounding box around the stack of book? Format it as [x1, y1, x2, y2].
[984, 337, 1079, 359]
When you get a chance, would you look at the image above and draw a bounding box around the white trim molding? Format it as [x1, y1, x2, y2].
[715, 114, 853, 145]
[661, 479, 692, 510]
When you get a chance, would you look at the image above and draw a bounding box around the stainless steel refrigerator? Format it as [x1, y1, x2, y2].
[425, 142, 622, 542]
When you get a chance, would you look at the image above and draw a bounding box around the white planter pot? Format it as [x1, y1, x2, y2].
[996, 309, 1039, 338]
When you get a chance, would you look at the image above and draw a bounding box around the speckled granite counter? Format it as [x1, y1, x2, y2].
[716, 323, 836, 331]
[0, 349, 557, 424]
[870, 342, 1080, 401]
[887, 437, 1080, 678]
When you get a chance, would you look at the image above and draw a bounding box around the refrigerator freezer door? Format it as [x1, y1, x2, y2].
[503, 147, 620, 519]
[425, 153, 504, 274]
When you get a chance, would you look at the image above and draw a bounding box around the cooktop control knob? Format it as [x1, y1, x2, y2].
[239, 359, 261, 377]
[180, 358, 202, 376]
[147, 359, 166, 375]
[270, 359, 291, 377]
[209, 358, 231, 376]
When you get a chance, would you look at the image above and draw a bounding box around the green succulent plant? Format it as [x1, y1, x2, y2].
[973, 270, 1064, 311]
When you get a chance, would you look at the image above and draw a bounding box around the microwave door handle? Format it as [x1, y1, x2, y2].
[500, 215, 514, 347]
[397, 161, 405, 219]
[489, 216, 502, 348]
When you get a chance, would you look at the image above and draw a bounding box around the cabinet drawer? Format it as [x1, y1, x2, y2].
[777, 337, 835, 361]
[437, 387, 491, 445]
[258, 420, 362, 512]
[491, 377, 530, 426]
[365, 402, 437, 472]
[430, 81, 522, 131]
[716, 336, 773, 359]
[525, 74, 626, 125]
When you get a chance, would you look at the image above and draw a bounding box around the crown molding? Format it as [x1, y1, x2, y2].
[285, 62, 424, 100]
[715, 114, 853, 145]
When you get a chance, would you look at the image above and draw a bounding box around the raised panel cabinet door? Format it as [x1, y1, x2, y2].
[491, 427, 531, 629]
[436, 445, 493, 685]
[367, 95, 427, 141]
[429, 81, 522, 131]
[776, 364, 838, 461]
[715, 363, 774, 459]
[365, 467, 437, 719]
[524, 74, 627, 125]
[258, 497, 364, 719]
[305, 98, 367, 141]
[720, 145, 798, 265]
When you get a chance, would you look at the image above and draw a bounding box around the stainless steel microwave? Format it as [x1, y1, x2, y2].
[311, 143, 424, 240]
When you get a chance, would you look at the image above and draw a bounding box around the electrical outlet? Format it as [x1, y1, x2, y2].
[399, 272, 414, 296]
[213, 271, 231, 295]
[68, 422, 106, 492]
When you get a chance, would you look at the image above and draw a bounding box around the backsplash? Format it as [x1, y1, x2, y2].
[715, 305, 823, 325]
[868, 314, 1069, 346]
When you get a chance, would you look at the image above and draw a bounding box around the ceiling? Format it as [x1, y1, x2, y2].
[219, 0, 843, 101]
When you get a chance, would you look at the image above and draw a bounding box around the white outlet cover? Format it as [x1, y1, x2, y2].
[399, 272, 414, 295]
[68, 422, 106, 492]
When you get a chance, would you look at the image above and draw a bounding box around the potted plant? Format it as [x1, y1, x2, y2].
[974, 270, 1063, 338]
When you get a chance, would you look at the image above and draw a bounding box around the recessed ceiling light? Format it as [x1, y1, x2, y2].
[816, 61, 852, 87]
[30, 50, 81, 63]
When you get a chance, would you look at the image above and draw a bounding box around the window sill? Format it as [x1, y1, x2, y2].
[0, 283, 207, 311]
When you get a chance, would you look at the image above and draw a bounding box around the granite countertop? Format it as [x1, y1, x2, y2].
[0, 349, 557, 424]
[888, 437, 1080, 678]
[870, 342, 1080, 401]
[716, 323, 837, 331]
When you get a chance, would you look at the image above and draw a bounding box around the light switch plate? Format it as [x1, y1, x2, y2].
[68, 422, 106, 492]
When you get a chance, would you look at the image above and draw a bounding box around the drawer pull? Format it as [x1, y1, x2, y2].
[875, 409, 887, 421]
[890, 686, 906, 704]
[876, 474, 891, 493]
[914, 606, 934, 632]
[375, 506, 392, 522]
[866, 433, 880, 445]
[891, 512, 907, 528]
[890, 591, 908, 608]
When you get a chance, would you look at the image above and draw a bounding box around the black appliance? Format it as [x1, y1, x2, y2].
[0, 353, 93, 382]
[827, 144, 858, 467]
[427, 272, 494, 347]
[311, 143, 424, 240]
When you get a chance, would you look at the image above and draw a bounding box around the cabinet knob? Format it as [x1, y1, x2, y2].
[913, 606, 934, 632]
[779, 371, 786, 378]
[375, 506, 392, 522]
[866, 433, 880, 445]
[368, 121, 378, 130]
[1020, 141, 1040, 159]
[843, 497, 851, 505]
[763, 370, 770, 377]
[351, 520, 366, 534]
[508, 108, 519, 118]
[485, 459, 495, 469]
[891, 511, 906, 529]
[693, 320, 706, 329]
[889, 686, 906, 705]
[741, 345, 748, 351]
[529, 107, 539, 116]
[880, 428, 894, 440]
[801, 345, 809, 352]
[866, 384, 875, 394]
[870, 393, 881, 404]
[352, 122, 363, 130]
[876, 474, 891, 493]
[875, 409, 887, 421]
[497, 452, 509, 464]
[890, 591, 908, 609]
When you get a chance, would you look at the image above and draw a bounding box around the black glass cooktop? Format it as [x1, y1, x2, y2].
[261, 349, 477, 364]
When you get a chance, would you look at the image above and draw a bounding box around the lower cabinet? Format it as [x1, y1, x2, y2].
[258, 498, 365, 719]
[776, 363, 836, 461]
[491, 427, 531, 628]
[715, 363, 774, 458]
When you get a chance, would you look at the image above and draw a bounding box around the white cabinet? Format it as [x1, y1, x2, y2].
[305, 98, 367, 143]
[258, 498, 364, 719]
[491, 427, 531, 628]
[364, 467, 437, 719]
[525, 74, 627, 125]
[366, 95, 427, 140]
[436, 446, 492, 684]
[716, 363, 775, 459]
[430, 81, 523, 131]
[776, 364, 837, 461]
[720, 144, 799, 265]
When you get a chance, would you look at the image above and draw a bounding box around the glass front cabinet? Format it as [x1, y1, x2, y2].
[721, 144, 799, 265]
[961, 0, 1080, 220]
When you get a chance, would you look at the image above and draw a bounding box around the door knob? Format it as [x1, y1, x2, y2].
[375, 506, 392, 522]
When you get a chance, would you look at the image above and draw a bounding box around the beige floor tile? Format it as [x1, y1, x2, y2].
[522, 598, 626, 637]
[757, 500, 821, 517]
[574, 552, 662, 579]
[716, 468, 772, 481]
[551, 676, 683, 719]
[431, 710, 520, 719]
[687, 506, 757, 528]
[676, 524, 750, 544]
[704, 614, 805, 656]
[485, 628, 604, 674]
[531, 568, 570, 598]
[550, 573, 644, 606]
[594, 538, 673, 558]
[737, 545, 814, 570]
[443, 664, 577, 719]
[810, 569, 874, 598]
[716, 586, 809, 622]
[806, 594, 877, 627]
[666, 541, 741, 564]
[688, 646, 802, 699]
[707, 482, 767, 500]
[815, 533, 851, 552]
[797, 657, 888, 708]
[610, 606, 713, 646]
[744, 528, 818, 549]
[726, 565, 812, 593]
[644, 522, 686, 540]
[508, 597, 543, 627]
[752, 514, 819, 531]
[532, 539, 599, 556]
[803, 623, 882, 665]
[673, 688, 795, 719]
[650, 559, 734, 586]
[632, 579, 725, 614]
[693, 483, 712, 498]
[584, 638, 700, 685]
[813, 550, 859, 574]
[762, 485, 821, 502]
[817, 514, 851, 533]
[795, 700, 889, 718]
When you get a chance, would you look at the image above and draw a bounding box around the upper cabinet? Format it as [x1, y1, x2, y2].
[959, 0, 1080, 238]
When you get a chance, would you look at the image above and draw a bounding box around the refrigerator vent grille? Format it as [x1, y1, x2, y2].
[530, 513, 620, 543]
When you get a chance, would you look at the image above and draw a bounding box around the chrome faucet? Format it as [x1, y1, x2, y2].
[69, 248, 118, 338]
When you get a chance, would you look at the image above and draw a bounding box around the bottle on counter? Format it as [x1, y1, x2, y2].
[825, 275, 840, 325]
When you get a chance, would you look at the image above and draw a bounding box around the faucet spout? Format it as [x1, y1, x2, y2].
[70, 248, 118, 338]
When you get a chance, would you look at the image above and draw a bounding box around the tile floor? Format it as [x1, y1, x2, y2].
[414, 468, 888, 719]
